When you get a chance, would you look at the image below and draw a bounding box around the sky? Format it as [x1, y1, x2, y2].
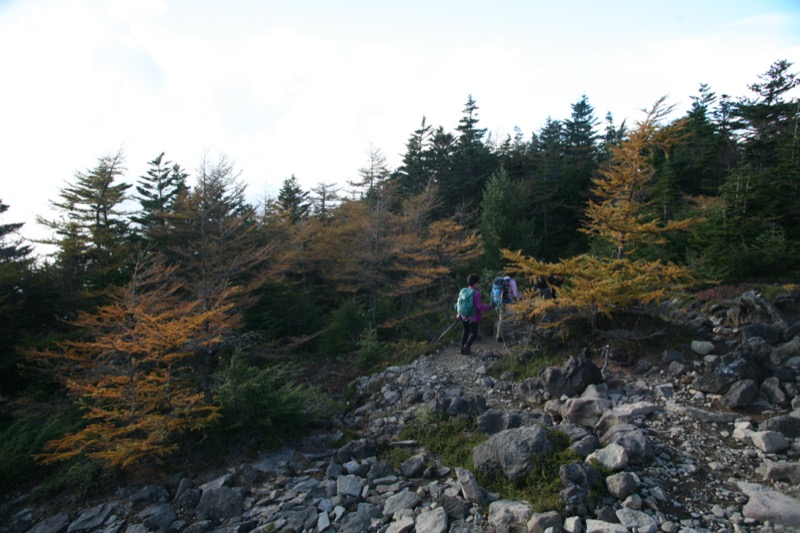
[1, 0, 799, 255]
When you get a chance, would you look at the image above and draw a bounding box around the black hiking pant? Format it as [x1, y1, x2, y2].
[460, 318, 478, 351]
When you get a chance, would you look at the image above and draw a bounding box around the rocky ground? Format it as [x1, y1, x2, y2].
[3, 290, 800, 533]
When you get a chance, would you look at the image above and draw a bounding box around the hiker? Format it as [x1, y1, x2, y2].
[506, 272, 521, 301]
[534, 276, 552, 299]
[534, 275, 562, 299]
[454, 273, 493, 355]
[494, 272, 521, 342]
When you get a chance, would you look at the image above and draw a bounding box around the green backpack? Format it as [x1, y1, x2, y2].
[455, 287, 475, 318]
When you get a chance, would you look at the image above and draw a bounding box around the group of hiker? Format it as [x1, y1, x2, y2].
[454, 272, 560, 355]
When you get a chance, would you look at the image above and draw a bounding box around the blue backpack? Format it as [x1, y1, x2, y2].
[491, 276, 511, 305]
[455, 287, 475, 318]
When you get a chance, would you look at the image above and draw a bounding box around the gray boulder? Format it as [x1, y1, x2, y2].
[740, 323, 783, 344]
[283, 506, 318, 532]
[691, 340, 715, 355]
[599, 424, 652, 465]
[195, 485, 244, 522]
[760, 460, 800, 484]
[415, 506, 448, 533]
[584, 519, 627, 532]
[760, 376, 789, 406]
[448, 520, 482, 533]
[336, 439, 377, 462]
[477, 409, 550, 435]
[560, 462, 601, 516]
[692, 355, 757, 393]
[739, 481, 800, 527]
[750, 431, 789, 453]
[569, 434, 600, 459]
[8, 508, 33, 533]
[456, 467, 485, 506]
[438, 494, 471, 521]
[771, 336, 800, 364]
[28, 512, 70, 533]
[615, 508, 658, 533]
[338, 510, 373, 533]
[541, 366, 567, 398]
[560, 356, 604, 397]
[527, 510, 563, 533]
[556, 423, 591, 442]
[594, 402, 657, 436]
[561, 397, 612, 428]
[519, 377, 546, 403]
[383, 491, 422, 517]
[429, 391, 487, 417]
[336, 474, 366, 498]
[668, 360, 690, 377]
[663, 349, 686, 364]
[586, 443, 628, 472]
[67, 502, 118, 533]
[540, 356, 603, 400]
[727, 290, 788, 329]
[722, 379, 760, 408]
[138, 503, 178, 530]
[130, 484, 170, 503]
[400, 453, 427, 478]
[759, 415, 800, 438]
[472, 425, 554, 481]
[605, 472, 640, 500]
[175, 486, 201, 511]
[487, 500, 533, 533]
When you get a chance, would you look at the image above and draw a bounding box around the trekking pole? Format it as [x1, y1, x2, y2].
[495, 301, 506, 347]
[433, 319, 460, 344]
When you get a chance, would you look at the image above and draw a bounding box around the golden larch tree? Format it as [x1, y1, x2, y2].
[582, 96, 693, 258]
[29, 253, 222, 468]
[504, 98, 698, 327]
[389, 184, 481, 324]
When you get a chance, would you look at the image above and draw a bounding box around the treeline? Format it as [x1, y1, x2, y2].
[0, 60, 797, 479]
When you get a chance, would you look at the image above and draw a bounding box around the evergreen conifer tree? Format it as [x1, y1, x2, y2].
[132, 152, 189, 248]
[37, 151, 132, 310]
[277, 175, 310, 223]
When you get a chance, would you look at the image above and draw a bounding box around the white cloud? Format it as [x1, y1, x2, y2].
[1, 0, 798, 254]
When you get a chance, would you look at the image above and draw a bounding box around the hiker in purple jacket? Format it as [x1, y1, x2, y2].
[456, 273, 493, 355]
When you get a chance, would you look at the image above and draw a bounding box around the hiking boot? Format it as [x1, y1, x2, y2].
[459, 346, 466, 355]
[463, 345, 471, 356]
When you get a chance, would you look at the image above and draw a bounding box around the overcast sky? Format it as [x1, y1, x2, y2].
[1, 0, 799, 252]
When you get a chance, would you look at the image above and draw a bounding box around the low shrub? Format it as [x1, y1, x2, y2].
[398, 411, 486, 469]
[32, 458, 116, 503]
[476, 430, 582, 513]
[355, 328, 389, 369]
[377, 444, 414, 472]
[489, 341, 565, 381]
[215, 350, 341, 447]
[0, 401, 83, 485]
[400, 415, 599, 514]
[387, 339, 431, 366]
[316, 300, 367, 358]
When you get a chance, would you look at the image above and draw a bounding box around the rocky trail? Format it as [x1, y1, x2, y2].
[3, 290, 800, 533]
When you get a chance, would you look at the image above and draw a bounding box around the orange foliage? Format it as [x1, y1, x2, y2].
[500, 99, 700, 326]
[29, 254, 222, 468]
[582, 96, 694, 258]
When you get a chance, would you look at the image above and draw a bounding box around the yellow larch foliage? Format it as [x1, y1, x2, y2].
[502, 250, 696, 325]
[499, 98, 701, 327]
[29, 255, 222, 468]
[582, 96, 694, 257]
